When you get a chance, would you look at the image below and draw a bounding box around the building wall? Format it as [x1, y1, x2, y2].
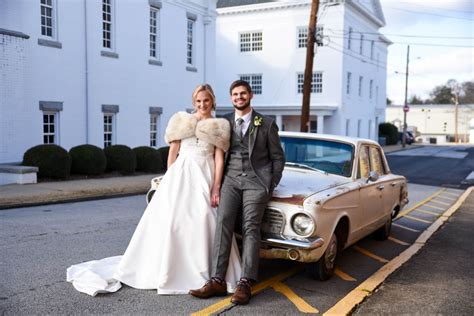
[386, 104, 474, 144]
[0, 0, 217, 163]
[215, 0, 389, 140]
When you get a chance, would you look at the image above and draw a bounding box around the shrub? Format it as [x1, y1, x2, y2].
[157, 146, 170, 172]
[69, 144, 106, 175]
[23, 144, 71, 179]
[133, 146, 162, 173]
[379, 122, 399, 145]
[104, 145, 136, 175]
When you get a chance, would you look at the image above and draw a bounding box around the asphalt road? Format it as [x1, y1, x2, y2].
[386, 145, 474, 189]
[0, 183, 462, 315]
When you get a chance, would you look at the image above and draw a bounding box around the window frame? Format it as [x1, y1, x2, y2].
[186, 18, 195, 65]
[42, 111, 59, 145]
[369, 79, 374, 99]
[40, 0, 57, 39]
[102, 0, 115, 51]
[359, 34, 364, 55]
[346, 72, 352, 95]
[358, 75, 363, 97]
[150, 113, 158, 147]
[149, 7, 160, 60]
[239, 31, 263, 53]
[297, 72, 323, 94]
[348, 27, 353, 50]
[239, 74, 263, 95]
[103, 113, 115, 148]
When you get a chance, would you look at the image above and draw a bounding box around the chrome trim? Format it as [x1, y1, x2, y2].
[290, 212, 316, 237]
[261, 207, 286, 236]
[262, 236, 324, 250]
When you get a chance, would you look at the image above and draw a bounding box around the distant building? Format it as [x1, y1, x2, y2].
[0, 0, 217, 164]
[214, 0, 390, 139]
[386, 104, 474, 144]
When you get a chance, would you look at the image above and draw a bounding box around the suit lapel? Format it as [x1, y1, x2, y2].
[248, 110, 258, 154]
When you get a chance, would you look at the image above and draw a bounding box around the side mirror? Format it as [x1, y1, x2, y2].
[367, 171, 379, 182]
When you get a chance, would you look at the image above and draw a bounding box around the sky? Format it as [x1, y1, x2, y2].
[378, 0, 474, 105]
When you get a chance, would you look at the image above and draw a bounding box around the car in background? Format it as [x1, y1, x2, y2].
[147, 132, 409, 281]
[399, 131, 415, 144]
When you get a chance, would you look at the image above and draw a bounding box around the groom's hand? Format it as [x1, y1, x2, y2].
[211, 186, 220, 208]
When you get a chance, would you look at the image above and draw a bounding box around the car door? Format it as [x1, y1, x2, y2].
[358, 144, 384, 234]
[371, 146, 402, 218]
[357, 145, 383, 237]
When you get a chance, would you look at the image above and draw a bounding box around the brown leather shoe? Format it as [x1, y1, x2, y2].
[231, 279, 252, 305]
[189, 278, 227, 298]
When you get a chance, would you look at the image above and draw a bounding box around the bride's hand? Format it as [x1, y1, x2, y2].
[211, 186, 220, 208]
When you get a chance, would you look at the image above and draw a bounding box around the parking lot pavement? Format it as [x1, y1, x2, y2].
[353, 188, 474, 315]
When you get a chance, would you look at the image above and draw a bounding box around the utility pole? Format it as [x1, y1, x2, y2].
[300, 0, 320, 132]
[402, 45, 410, 148]
[453, 92, 459, 143]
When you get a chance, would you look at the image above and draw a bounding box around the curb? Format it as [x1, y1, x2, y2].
[323, 186, 474, 315]
[0, 190, 148, 210]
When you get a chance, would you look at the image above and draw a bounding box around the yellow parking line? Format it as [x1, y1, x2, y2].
[388, 236, 410, 246]
[415, 208, 441, 216]
[191, 266, 303, 316]
[393, 223, 420, 233]
[437, 195, 456, 201]
[272, 281, 319, 313]
[354, 246, 389, 263]
[396, 188, 445, 219]
[403, 214, 433, 224]
[334, 268, 357, 282]
[431, 199, 450, 206]
[442, 191, 460, 197]
[423, 204, 445, 211]
[324, 186, 473, 316]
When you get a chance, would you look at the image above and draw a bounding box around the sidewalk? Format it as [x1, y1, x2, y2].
[0, 174, 157, 209]
[353, 189, 474, 315]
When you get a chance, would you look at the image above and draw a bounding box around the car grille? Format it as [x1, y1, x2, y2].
[261, 208, 284, 235]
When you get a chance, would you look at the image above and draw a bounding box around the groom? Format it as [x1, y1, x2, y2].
[190, 80, 285, 305]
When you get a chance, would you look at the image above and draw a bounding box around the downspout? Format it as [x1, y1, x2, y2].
[84, 0, 89, 143]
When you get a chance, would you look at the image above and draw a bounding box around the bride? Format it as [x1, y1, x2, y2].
[67, 84, 242, 296]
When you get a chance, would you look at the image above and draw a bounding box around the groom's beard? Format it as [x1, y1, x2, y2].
[233, 99, 251, 111]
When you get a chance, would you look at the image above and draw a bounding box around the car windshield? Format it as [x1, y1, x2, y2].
[280, 136, 354, 177]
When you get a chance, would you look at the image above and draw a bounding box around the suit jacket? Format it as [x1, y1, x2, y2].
[224, 110, 285, 193]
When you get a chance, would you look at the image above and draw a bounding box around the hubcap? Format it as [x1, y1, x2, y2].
[324, 234, 337, 269]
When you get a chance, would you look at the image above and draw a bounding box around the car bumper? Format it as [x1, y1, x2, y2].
[259, 235, 325, 262]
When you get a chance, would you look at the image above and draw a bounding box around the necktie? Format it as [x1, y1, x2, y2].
[235, 118, 244, 138]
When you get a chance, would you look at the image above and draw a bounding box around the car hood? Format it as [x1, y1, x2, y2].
[271, 167, 351, 205]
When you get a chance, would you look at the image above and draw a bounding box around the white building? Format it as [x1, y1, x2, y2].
[0, 0, 217, 164]
[386, 104, 474, 144]
[214, 0, 390, 139]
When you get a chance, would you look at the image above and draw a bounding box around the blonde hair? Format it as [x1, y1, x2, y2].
[192, 84, 216, 110]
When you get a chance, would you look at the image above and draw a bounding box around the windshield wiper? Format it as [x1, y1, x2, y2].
[285, 162, 328, 175]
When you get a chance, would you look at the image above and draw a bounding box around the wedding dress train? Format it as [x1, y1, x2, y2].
[67, 136, 242, 296]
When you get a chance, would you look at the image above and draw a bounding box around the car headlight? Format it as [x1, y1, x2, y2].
[291, 213, 315, 237]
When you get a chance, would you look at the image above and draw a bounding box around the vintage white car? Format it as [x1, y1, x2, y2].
[147, 132, 408, 280]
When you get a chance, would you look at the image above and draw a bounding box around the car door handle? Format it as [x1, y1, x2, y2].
[391, 182, 397, 187]
[377, 185, 385, 190]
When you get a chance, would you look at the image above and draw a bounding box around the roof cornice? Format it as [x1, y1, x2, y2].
[346, 0, 385, 28]
[217, 0, 311, 15]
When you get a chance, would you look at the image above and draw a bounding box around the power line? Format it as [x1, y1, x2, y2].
[327, 35, 474, 48]
[358, 0, 474, 15]
[384, 6, 474, 21]
[325, 28, 474, 40]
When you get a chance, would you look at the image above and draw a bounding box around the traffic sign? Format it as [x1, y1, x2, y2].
[403, 105, 410, 112]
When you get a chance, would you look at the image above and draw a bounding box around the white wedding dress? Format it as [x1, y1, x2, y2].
[67, 136, 242, 296]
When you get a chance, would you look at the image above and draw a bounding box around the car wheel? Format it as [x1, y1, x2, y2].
[312, 232, 338, 281]
[373, 216, 392, 240]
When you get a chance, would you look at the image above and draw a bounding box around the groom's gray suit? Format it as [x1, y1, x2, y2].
[211, 110, 285, 281]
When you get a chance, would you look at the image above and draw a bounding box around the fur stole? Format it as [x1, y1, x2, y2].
[164, 111, 231, 151]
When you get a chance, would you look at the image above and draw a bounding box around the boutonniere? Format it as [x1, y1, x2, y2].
[250, 116, 263, 135]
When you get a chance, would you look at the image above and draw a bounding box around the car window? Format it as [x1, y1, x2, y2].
[369, 147, 386, 175]
[280, 137, 353, 177]
[358, 145, 370, 178]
